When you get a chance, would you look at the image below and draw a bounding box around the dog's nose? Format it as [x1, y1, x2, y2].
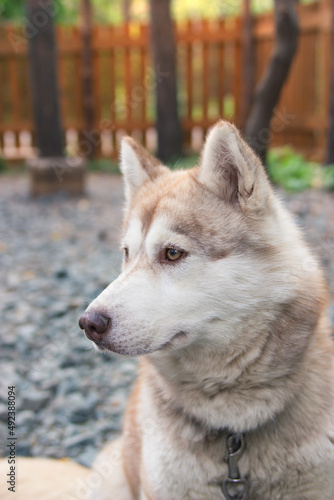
[78, 311, 111, 343]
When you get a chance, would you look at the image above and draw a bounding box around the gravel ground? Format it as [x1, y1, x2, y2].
[0, 172, 333, 468]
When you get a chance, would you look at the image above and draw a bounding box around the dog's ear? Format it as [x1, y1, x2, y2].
[120, 137, 166, 202]
[199, 121, 271, 211]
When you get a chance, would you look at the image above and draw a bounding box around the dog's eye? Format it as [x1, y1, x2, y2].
[165, 248, 183, 262]
[123, 247, 129, 261]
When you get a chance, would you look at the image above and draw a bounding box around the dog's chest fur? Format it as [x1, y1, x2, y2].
[121, 359, 334, 500]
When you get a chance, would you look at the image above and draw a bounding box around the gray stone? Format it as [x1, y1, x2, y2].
[3, 301, 16, 312]
[48, 302, 69, 319]
[60, 356, 78, 369]
[55, 268, 69, 279]
[18, 410, 36, 427]
[16, 440, 32, 456]
[6, 272, 20, 290]
[21, 391, 51, 412]
[1, 332, 16, 348]
[64, 432, 95, 450]
[0, 403, 8, 422]
[17, 324, 35, 342]
[39, 379, 59, 393]
[76, 447, 98, 467]
[97, 421, 120, 436]
[59, 378, 80, 395]
[69, 397, 99, 424]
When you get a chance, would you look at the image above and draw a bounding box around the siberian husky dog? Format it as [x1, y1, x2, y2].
[78, 120, 334, 500]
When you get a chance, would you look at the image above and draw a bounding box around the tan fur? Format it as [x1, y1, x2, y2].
[85, 121, 334, 499]
[3, 121, 333, 499]
[0, 457, 89, 499]
[123, 378, 142, 498]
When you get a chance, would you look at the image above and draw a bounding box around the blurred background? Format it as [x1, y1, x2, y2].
[0, 0, 334, 470]
[1, 0, 334, 181]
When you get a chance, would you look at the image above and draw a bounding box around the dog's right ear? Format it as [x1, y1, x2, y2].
[120, 137, 166, 203]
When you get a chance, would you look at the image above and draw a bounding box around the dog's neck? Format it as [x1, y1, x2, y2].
[147, 347, 300, 433]
[146, 301, 330, 433]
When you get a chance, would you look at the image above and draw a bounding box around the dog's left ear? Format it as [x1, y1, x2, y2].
[199, 121, 271, 211]
[120, 137, 167, 203]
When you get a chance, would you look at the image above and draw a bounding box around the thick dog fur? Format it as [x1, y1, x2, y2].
[1, 121, 333, 499]
[0, 457, 89, 499]
[83, 121, 334, 499]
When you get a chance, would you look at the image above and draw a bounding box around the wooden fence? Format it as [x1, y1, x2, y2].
[0, 0, 332, 161]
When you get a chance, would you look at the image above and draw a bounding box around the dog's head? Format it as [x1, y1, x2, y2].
[79, 121, 317, 357]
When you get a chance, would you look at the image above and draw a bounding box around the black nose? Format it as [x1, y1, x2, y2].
[78, 311, 111, 343]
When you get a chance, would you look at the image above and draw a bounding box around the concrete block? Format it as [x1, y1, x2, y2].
[27, 157, 86, 196]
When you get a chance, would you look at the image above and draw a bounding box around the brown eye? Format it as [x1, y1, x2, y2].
[165, 248, 183, 262]
[123, 247, 129, 261]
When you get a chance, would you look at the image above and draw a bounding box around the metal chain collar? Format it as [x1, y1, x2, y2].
[220, 433, 249, 500]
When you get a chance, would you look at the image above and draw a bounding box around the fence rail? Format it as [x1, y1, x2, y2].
[0, 0, 331, 161]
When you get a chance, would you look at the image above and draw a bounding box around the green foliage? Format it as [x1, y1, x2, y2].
[323, 165, 334, 190]
[267, 147, 334, 192]
[0, 0, 123, 25]
[87, 158, 120, 173]
[0, 159, 26, 173]
[0, 0, 26, 21]
[0, 157, 6, 172]
[54, 0, 123, 25]
[267, 147, 315, 191]
[0, 0, 75, 24]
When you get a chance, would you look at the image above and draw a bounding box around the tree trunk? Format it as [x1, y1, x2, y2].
[27, 0, 65, 157]
[123, 0, 131, 23]
[241, 0, 254, 126]
[326, 0, 334, 165]
[245, 0, 299, 164]
[80, 0, 96, 158]
[148, 0, 182, 162]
